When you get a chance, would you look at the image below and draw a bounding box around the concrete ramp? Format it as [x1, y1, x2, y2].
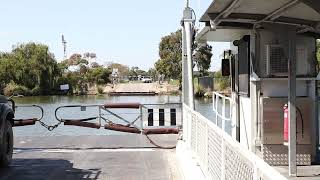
[0, 135, 181, 180]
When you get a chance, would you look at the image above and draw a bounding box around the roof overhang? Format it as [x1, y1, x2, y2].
[197, 26, 252, 42]
[198, 0, 320, 38]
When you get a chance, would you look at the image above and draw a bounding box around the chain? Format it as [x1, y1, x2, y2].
[36, 119, 62, 131]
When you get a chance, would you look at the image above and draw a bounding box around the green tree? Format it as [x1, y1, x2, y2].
[147, 68, 158, 80]
[194, 44, 213, 76]
[154, 29, 212, 81]
[0, 43, 60, 95]
[128, 66, 139, 77]
[86, 67, 111, 84]
[68, 53, 82, 65]
[155, 30, 182, 80]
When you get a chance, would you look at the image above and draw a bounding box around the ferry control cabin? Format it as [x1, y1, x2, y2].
[196, 0, 320, 175]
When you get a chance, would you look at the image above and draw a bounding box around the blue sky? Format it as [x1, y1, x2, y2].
[0, 0, 229, 71]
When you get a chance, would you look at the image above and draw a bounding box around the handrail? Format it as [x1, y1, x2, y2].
[14, 105, 44, 121]
[183, 103, 287, 180]
[212, 92, 232, 135]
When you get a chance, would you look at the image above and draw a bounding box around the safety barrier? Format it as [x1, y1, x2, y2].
[212, 92, 232, 134]
[183, 95, 287, 180]
[12, 101, 182, 134]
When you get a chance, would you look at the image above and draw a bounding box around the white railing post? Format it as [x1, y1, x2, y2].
[222, 97, 226, 132]
[215, 94, 218, 124]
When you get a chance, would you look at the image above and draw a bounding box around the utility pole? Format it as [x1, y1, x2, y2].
[62, 35, 67, 60]
[181, 1, 196, 110]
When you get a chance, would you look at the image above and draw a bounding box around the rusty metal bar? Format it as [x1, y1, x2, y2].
[143, 128, 179, 135]
[104, 124, 141, 134]
[13, 119, 36, 127]
[64, 120, 100, 129]
[104, 103, 140, 109]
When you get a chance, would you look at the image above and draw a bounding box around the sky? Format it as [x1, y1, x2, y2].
[0, 0, 229, 71]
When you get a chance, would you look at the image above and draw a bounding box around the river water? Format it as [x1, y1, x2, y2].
[12, 95, 215, 137]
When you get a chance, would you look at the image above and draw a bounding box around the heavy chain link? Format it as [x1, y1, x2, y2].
[37, 120, 62, 131]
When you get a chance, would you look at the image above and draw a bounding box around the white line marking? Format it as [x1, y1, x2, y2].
[14, 148, 155, 154]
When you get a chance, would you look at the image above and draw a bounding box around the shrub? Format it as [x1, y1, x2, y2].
[3, 82, 31, 96]
[31, 86, 41, 96]
[195, 84, 205, 97]
[217, 77, 230, 91]
[97, 79, 105, 85]
[3, 83, 16, 96]
[97, 86, 104, 94]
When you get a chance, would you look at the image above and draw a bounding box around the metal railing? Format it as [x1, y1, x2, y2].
[212, 92, 232, 134]
[183, 92, 287, 180]
[13, 102, 182, 132]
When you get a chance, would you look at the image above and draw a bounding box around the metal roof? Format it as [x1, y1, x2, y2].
[199, 0, 320, 36]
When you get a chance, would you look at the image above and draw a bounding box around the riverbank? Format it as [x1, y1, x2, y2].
[101, 82, 180, 95]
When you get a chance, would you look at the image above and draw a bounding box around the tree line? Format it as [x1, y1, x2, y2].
[0, 43, 114, 96]
[0, 42, 161, 96]
[0, 43, 60, 96]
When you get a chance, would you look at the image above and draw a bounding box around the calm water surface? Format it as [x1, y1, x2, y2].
[12, 95, 215, 136]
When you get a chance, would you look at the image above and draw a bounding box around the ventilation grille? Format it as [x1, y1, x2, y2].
[266, 45, 287, 76]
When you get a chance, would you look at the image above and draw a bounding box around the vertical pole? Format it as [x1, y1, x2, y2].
[288, 31, 297, 177]
[98, 106, 102, 126]
[182, 2, 195, 110]
[182, 26, 189, 105]
[140, 106, 143, 132]
[215, 94, 218, 124]
[222, 97, 226, 133]
[185, 22, 195, 110]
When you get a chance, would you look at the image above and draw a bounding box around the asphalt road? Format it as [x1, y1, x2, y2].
[0, 135, 181, 180]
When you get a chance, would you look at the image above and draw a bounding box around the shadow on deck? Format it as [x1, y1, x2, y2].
[0, 135, 181, 180]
